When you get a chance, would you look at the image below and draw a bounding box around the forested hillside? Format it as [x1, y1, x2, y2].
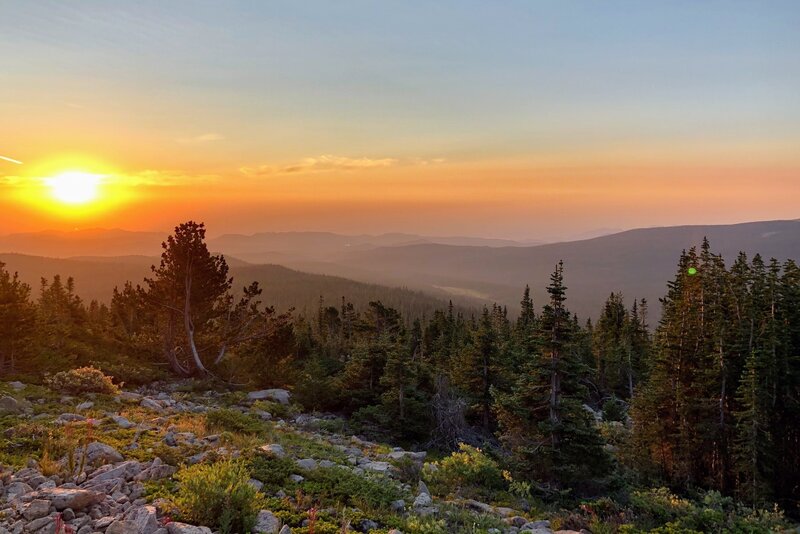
[1, 221, 798, 532]
[0, 253, 464, 320]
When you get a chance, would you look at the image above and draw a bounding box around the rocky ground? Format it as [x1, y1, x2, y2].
[0, 381, 582, 534]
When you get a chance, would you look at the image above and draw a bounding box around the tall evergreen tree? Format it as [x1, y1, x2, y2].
[0, 262, 35, 374]
[496, 262, 610, 489]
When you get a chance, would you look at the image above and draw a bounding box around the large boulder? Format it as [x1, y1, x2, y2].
[247, 389, 290, 405]
[135, 458, 177, 482]
[167, 523, 213, 534]
[22, 499, 51, 520]
[7, 381, 26, 391]
[111, 414, 136, 429]
[259, 444, 286, 458]
[82, 442, 124, 466]
[85, 460, 143, 484]
[0, 395, 30, 415]
[140, 398, 164, 412]
[36, 487, 105, 510]
[252, 510, 281, 533]
[125, 505, 160, 534]
[106, 520, 140, 534]
[361, 461, 391, 473]
[295, 458, 317, 471]
[6, 481, 33, 499]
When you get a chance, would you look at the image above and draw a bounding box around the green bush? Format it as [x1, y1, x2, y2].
[248, 451, 296, 486]
[206, 408, 266, 436]
[173, 459, 261, 534]
[422, 444, 505, 498]
[601, 397, 626, 422]
[45, 366, 120, 395]
[90, 360, 168, 386]
[252, 399, 293, 419]
[302, 466, 404, 512]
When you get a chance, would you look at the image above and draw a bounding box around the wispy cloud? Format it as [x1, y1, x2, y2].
[0, 175, 23, 186]
[120, 170, 221, 187]
[176, 133, 224, 144]
[0, 155, 23, 165]
[240, 154, 406, 176]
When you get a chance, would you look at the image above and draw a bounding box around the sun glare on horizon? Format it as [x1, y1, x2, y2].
[44, 171, 103, 205]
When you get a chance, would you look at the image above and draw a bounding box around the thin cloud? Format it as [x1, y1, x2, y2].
[176, 133, 224, 144]
[240, 155, 402, 176]
[0, 155, 23, 165]
[120, 170, 221, 187]
[0, 175, 23, 186]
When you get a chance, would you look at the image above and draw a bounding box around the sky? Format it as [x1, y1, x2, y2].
[0, 1, 798, 240]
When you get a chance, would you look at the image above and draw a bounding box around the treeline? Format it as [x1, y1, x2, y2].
[1, 223, 798, 515]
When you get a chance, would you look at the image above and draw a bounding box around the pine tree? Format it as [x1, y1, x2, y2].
[0, 261, 35, 374]
[495, 261, 610, 489]
[453, 307, 501, 432]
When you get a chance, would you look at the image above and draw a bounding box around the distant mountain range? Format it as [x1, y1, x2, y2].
[1, 219, 798, 321]
[0, 229, 536, 260]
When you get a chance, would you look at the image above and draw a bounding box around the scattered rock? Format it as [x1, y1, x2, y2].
[22, 499, 51, 521]
[81, 441, 124, 466]
[0, 396, 30, 415]
[55, 413, 86, 424]
[166, 522, 213, 534]
[119, 391, 143, 403]
[140, 398, 163, 411]
[413, 492, 432, 508]
[247, 389, 290, 405]
[6, 481, 34, 499]
[7, 381, 25, 391]
[111, 414, 136, 429]
[106, 520, 140, 534]
[36, 487, 105, 510]
[260, 444, 285, 457]
[126, 505, 160, 534]
[252, 510, 281, 533]
[23, 516, 53, 533]
[295, 458, 317, 470]
[76, 401, 94, 412]
[361, 461, 390, 473]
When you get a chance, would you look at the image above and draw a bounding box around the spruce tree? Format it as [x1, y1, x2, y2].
[495, 261, 610, 489]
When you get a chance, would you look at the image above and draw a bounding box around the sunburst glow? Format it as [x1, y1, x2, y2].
[44, 172, 103, 205]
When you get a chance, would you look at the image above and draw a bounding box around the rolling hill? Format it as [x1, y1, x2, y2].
[0, 253, 470, 320]
[1, 219, 798, 321]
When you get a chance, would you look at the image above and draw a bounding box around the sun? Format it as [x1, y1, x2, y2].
[44, 171, 103, 205]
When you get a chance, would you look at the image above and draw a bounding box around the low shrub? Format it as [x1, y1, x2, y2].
[252, 399, 294, 420]
[89, 360, 168, 386]
[206, 408, 266, 436]
[422, 444, 505, 499]
[173, 459, 261, 534]
[301, 466, 405, 512]
[248, 451, 297, 486]
[45, 366, 120, 395]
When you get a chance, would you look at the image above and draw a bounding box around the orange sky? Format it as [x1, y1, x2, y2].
[1, 2, 798, 240]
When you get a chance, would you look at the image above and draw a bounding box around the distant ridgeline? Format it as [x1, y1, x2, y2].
[1, 223, 799, 518]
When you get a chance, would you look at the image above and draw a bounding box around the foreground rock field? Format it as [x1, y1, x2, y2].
[0, 381, 574, 534]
